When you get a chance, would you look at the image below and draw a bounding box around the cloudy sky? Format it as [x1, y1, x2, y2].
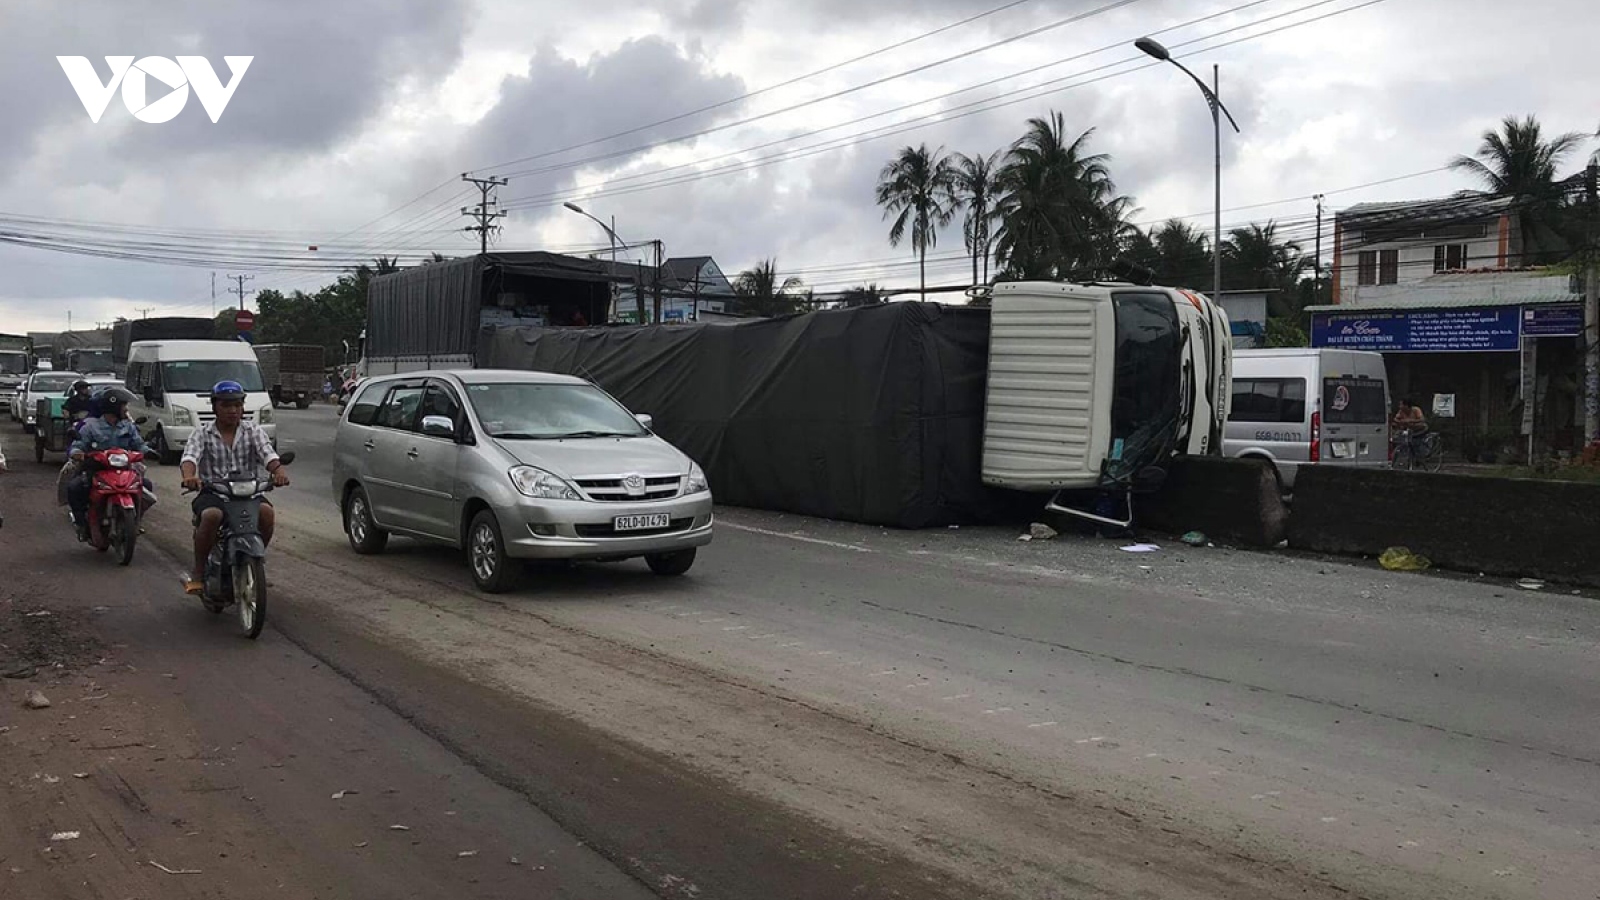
[2, 0, 1596, 332]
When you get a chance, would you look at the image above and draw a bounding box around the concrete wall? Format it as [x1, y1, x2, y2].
[1288, 466, 1600, 587]
[1137, 456, 1289, 548]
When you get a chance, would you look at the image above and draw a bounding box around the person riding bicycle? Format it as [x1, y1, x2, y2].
[1391, 397, 1429, 454]
[66, 387, 152, 540]
[180, 380, 289, 595]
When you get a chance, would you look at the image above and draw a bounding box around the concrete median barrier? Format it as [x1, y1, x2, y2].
[1288, 467, 1600, 587]
[1136, 456, 1289, 548]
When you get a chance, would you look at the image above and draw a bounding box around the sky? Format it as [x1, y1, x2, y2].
[1, 0, 1597, 333]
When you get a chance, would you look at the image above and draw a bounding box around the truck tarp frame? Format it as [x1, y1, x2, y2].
[366, 252, 633, 360]
[477, 302, 1029, 528]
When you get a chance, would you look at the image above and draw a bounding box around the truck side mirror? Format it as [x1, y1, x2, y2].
[634, 413, 653, 430]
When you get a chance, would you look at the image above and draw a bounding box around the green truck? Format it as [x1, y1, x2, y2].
[256, 343, 326, 409]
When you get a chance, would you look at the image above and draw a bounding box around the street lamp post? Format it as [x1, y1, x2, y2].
[564, 201, 644, 324]
[1134, 38, 1241, 303]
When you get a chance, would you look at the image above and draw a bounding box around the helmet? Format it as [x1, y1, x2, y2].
[72, 380, 90, 392]
[99, 387, 135, 414]
[211, 380, 246, 402]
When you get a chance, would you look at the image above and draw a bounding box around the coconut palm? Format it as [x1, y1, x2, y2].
[1151, 219, 1213, 290]
[994, 114, 1121, 280]
[1449, 115, 1588, 262]
[733, 259, 806, 317]
[875, 144, 958, 298]
[1223, 221, 1307, 294]
[951, 150, 1002, 286]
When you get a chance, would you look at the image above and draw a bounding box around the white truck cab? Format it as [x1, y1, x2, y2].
[124, 340, 276, 464]
[980, 279, 1232, 526]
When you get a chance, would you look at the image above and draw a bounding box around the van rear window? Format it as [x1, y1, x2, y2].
[1229, 379, 1306, 424]
[1323, 377, 1387, 424]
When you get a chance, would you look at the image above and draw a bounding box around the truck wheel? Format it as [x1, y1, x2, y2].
[295, 396, 312, 410]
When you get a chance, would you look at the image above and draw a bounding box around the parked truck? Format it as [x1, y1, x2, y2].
[112, 317, 216, 377]
[255, 343, 326, 408]
[53, 328, 117, 375]
[0, 333, 32, 415]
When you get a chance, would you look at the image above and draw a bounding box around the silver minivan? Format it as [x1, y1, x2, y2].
[331, 369, 714, 592]
[1223, 348, 1391, 489]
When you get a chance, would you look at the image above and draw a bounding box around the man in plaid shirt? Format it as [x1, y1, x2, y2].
[180, 380, 290, 594]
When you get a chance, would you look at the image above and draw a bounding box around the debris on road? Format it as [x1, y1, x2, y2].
[331, 789, 357, 799]
[388, 824, 410, 831]
[1516, 579, 1545, 591]
[1379, 547, 1432, 572]
[23, 690, 50, 709]
[49, 831, 80, 841]
[148, 860, 203, 875]
[1028, 523, 1058, 541]
[1119, 543, 1160, 553]
[457, 850, 478, 858]
[1181, 531, 1208, 547]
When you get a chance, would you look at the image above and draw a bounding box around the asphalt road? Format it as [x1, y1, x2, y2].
[5, 407, 1598, 900]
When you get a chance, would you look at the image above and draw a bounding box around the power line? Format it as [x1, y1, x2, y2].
[460, 174, 509, 254]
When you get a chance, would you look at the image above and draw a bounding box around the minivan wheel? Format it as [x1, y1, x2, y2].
[468, 509, 520, 593]
[645, 548, 697, 577]
[344, 486, 388, 554]
[155, 427, 181, 466]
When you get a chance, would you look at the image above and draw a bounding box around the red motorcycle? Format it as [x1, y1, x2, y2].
[82, 447, 149, 565]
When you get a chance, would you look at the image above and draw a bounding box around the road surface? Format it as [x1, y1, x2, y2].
[2, 407, 1596, 899]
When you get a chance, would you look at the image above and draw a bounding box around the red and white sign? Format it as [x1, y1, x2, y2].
[234, 309, 255, 330]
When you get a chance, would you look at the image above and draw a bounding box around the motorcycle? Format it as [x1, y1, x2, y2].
[80, 447, 152, 565]
[184, 451, 295, 640]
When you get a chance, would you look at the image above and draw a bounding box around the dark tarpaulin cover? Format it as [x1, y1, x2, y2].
[477, 302, 1021, 528]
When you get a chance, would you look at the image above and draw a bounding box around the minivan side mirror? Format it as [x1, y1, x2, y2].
[134, 416, 148, 425]
[421, 415, 456, 439]
[634, 413, 653, 430]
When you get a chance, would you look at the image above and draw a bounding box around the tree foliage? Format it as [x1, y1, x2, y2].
[875, 144, 958, 298]
[733, 259, 808, 317]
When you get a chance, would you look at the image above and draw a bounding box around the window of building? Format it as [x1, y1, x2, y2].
[1357, 251, 1377, 286]
[1379, 249, 1399, 285]
[1433, 243, 1468, 272]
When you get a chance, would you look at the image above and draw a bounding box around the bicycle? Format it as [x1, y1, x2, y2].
[1392, 429, 1443, 472]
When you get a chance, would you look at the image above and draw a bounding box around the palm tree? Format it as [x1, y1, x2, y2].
[1449, 115, 1588, 263]
[733, 259, 806, 317]
[875, 144, 957, 298]
[1150, 219, 1212, 290]
[951, 150, 1001, 287]
[838, 284, 886, 308]
[1223, 221, 1307, 294]
[994, 113, 1122, 280]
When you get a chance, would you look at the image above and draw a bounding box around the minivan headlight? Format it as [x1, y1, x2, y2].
[509, 466, 580, 500]
[172, 406, 195, 426]
[685, 461, 710, 495]
[258, 405, 274, 424]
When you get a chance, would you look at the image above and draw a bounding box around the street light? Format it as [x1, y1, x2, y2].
[1134, 37, 1240, 304]
[564, 201, 629, 322]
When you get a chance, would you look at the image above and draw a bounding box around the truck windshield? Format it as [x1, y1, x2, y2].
[162, 361, 266, 393]
[463, 382, 648, 439]
[1106, 291, 1183, 477]
[74, 350, 114, 371]
[0, 352, 28, 375]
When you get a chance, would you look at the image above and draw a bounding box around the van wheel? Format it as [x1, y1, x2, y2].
[344, 486, 388, 554]
[468, 510, 520, 593]
[646, 549, 697, 577]
[155, 428, 180, 466]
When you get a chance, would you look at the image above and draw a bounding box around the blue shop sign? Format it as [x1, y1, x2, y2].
[1521, 304, 1582, 337]
[1312, 306, 1522, 352]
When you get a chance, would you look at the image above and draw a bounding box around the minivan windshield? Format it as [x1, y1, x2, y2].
[463, 382, 648, 439]
[162, 360, 266, 394]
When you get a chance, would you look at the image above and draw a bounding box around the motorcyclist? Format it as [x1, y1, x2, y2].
[66, 387, 153, 540]
[180, 380, 289, 595]
[64, 380, 96, 420]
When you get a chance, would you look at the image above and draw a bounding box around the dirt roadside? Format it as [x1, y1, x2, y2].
[0, 463, 655, 900]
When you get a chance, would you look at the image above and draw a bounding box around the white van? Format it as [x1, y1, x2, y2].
[124, 340, 276, 464]
[980, 280, 1232, 526]
[1223, 348, 1390, 489]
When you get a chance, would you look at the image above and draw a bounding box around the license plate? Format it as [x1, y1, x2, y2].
[1329, 441, 1353, 458]
[613, 513, 670, 532]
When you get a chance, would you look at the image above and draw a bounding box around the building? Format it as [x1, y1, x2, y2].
[605, 255, 736, 324]
[1216, 289, 1274, 349]
[1308, 195, 1586, 461]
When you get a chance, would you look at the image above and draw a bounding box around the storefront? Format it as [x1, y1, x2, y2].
[1308, 299, 1585, 462]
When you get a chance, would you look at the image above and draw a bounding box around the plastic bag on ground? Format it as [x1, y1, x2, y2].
[1379, 547, 1431, 572]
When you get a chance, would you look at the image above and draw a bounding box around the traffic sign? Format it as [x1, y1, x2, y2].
[235, 309, 255, 330]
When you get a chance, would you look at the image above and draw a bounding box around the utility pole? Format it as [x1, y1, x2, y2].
[1313, 193, 1325, 303]
[227, 274, 254, 311]
[1584, 154, 1599, 446]
[211, 271, 217, 317]
[461, 173, 509, 255]
[135, 307, 154, 319]
[651, 240, 663, 325]
[68, 310, 72, 331]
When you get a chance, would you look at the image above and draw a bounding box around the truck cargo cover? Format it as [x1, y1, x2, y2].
[477, 303, 1023, 528]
